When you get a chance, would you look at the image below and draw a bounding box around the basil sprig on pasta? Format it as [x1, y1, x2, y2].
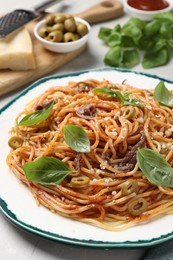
[23, 156, 72, 185]
[92, 88, 144, 107]
[154, 81, 173, 107]
[18, 101, 53, 126]
[137, 148, 173, 188]
[63, 124, 90, 153]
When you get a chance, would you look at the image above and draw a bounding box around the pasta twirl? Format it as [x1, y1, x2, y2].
[6, 79, 173, 231]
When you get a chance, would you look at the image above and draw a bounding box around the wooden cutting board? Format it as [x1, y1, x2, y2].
[0, 0, 123, 96]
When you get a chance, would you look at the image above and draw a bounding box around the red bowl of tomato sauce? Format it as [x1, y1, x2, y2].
[124, 0, 173, 20]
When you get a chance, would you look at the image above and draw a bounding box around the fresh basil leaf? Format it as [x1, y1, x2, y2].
[150, 39, 167, 54]
[121, 35, 136, 47]
[92, 87, 119, 97]
[93, 88, 126, 102]
[123, 93, 131, 99]
[107, 32, 121, 47]
[23, 156, 71, 185]
[142, 48, 169, 69]
[122, 23, 142, 45]
[98, 27, 112, 44]
[126, 17, 146, 30]
[160, 22, 172, 39]
[137, 148, 173, 188]
[153, 12, 173, 22]
[113, 24, 121, 33]
[120, 49, 139, 68]
[154, 81, 173, 107]
[63, 125, 90, 153]
[138, 35, 153, 51]
[104, 46, 123, 67]
[168, 39, 173, 49]
[122, 98, 144, 107]
[18, 102, 54, 126]
[92, 88, 144, 107]
[104, 46, 139, 69]
[144, 20, 161, 36]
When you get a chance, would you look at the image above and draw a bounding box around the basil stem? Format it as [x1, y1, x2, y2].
[92, 88, 144, 107]
[23, 156, 72, 185]
[137, 148, 173, 188]
[63, 124, 90, 153]
[18, 102, 54, 126]
[154, 81, 173, 107]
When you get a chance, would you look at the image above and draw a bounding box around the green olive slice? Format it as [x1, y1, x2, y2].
[8, 136, 23, 149]
[121, 179, 139, 196]
[123, 106, 135, 120]
[70, 176, 90, 188]
[127, 197, 147, 216]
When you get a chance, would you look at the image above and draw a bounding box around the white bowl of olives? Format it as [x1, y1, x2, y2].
[34, 13, 90, 53]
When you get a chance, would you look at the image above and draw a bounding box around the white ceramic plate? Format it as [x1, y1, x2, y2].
[1, 68, 173, 248]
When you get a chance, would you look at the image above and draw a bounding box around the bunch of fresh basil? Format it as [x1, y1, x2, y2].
[98, 12, 173, 69]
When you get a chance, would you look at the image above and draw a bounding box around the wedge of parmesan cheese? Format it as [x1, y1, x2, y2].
[0, 28, 36, 71]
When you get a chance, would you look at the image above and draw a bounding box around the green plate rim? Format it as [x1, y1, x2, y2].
[1, 67, 173, 248]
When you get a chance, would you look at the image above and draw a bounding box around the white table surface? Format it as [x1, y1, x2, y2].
[0, 1, 173, 259]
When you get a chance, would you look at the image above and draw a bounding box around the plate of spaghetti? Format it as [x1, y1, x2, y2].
[1, 68, 173, 248]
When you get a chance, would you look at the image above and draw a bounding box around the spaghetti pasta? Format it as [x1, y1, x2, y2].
[6, 79, 173, 231]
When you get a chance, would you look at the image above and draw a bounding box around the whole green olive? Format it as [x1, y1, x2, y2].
[38, 26, 52, 38]
[51, 23, 64, 32]
[74, 34, 80, 41]
[54, 14, 67, 24]
[64, 32, 76, 42]
[64, 18, 76, 33]
[47, 30, 63, 42]
[45, 14, 55, 26]
[65, 14, 73, 19]
[76, 22, 88, 37]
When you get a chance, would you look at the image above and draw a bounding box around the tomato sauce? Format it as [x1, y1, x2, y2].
[127, 0, 169, 11]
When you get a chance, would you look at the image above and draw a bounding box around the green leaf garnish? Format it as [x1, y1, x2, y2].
[142, 48, 169, 69]
[121, 49, 139, 68]
[104, 46, 139, 68]
[137, 148, 173, 188]
[154, 81, 173, 107]
[63, 124, 90, 153]
[18, 101, 54, 126]
[98, 13, 173, 69]
[22, 156, 72, 185]
[93, 87, 118, 97]
[98, 27, 112, 42]
[92, 88, 144, 107]
[104, 46, 123, 67]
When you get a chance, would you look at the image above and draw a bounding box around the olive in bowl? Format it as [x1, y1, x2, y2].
[34, 14, 90, 53]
